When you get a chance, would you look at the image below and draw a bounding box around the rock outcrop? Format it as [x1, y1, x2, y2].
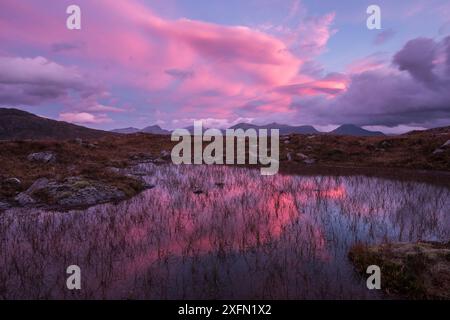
[27, 151, 56, 164]
[14, 176, 126, 209]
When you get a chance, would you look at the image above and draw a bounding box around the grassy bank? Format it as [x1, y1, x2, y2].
[349, 241, 450, 299]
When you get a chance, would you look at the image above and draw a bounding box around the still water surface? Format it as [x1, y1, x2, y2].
[1, 164, 449, 299]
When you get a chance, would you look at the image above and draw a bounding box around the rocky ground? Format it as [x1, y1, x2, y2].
[0, 135, 171, 211]
[0, 127, 449, 211]
[349, 241, 450, 299]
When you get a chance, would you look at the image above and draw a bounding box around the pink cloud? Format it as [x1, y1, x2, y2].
[0, 0, 339, 125]
[346, 53, 389, 74]
[0, 56, 82, 87]
[59, 112, 112, 124]
[274, 73, 348, 96]
[292, 13, 337, 57]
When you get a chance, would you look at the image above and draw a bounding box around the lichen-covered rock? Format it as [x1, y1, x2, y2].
[4, 177, 21, 186]
[378, 140, 393, 148]
[304, 158, 316, 165]
[55, 184, 125, 207]
[27, 151, 56, 163]
[37, 177, 126, 208]
[160, 150, 171, 160]
[13, 176, 128, 209]
[296, 153, 309, 160]
[15, 193, 36, 206]
[0, 201, 11, 211]
[26, 178, 49, 194]
[433, 148, 445, 155]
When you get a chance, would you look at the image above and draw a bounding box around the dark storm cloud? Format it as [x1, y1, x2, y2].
[393, 38, 440, 88]
[292, 36, 450, 128]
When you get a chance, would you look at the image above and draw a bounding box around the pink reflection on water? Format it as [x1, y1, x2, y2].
[1, 164, 448, 299]
[120, 169, 346, 278]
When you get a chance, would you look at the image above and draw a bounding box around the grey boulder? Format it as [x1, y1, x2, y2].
[27, 151, 56, 163]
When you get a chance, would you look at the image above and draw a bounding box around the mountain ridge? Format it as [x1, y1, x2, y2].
[230, 122, 319, 135]
[4, 108, 446, 140]
[112, 125, 170, 135]
[0, 108, 114, 140]
[330, 124, 385, 137]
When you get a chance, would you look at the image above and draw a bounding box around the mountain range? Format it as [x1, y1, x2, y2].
[175, 122, 382, 136]
[111, 125, 171, 135]
[229, 122, 319, 135]
[1, 108, 388, 140]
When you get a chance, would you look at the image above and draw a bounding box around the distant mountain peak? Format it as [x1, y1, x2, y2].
[331, 124, 384, 137]
[111, 124, 170, 135]
[141, 125, 170, 135]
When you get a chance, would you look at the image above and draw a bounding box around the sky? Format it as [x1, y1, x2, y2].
[1, 0, 450, 133]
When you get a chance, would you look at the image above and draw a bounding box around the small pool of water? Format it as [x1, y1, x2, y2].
[0, 164, 449, 299]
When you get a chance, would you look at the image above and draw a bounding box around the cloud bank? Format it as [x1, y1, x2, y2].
[0, 0, 449, 130]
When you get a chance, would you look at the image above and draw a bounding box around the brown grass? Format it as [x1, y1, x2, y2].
[1, 128, 449, 202]
[349, 242, 450, 299]
[0, 134, 174, 200]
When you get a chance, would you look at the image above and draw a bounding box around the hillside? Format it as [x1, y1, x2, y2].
[0, 108, 112, 140]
